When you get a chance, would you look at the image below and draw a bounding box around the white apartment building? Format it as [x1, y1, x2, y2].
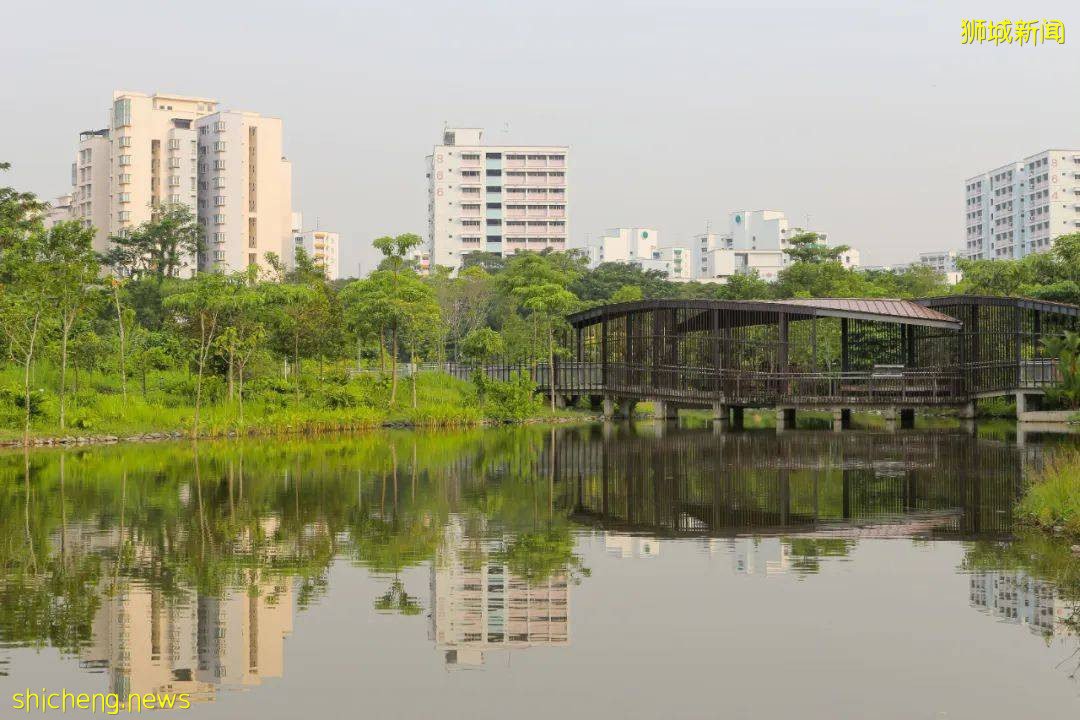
[69, 128, 111, 251]
[289, 230, 340, 278]
[692, 211, 860, 283]
[195, 110, 292, 272]
[427, 128, 568, 272]
[964, 149, 1080, 260]
[43, 194, 73, 229]
[109, 91, 215, 247]
[918, 249, 958, 274]
[642, 245, 691, 279]
[579, 227, 658, 267]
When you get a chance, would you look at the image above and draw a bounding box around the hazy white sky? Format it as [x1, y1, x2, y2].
[3, 0, 1077, 274]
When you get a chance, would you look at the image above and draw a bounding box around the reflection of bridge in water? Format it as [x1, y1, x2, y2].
[545, 427, 1040, 540]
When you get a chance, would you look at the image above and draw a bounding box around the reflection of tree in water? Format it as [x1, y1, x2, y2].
[0, 426, 586, 659]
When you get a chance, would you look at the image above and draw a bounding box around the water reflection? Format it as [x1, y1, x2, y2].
[0, 425, 1077, 710]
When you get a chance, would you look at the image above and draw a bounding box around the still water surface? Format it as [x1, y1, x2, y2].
[1, 424, 1079, 719]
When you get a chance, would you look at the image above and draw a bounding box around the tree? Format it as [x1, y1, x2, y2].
[500, 254, 579, 411]
[163, 273, 236, 435]
[783, 232, 849, 265]
[371, 234, 424, 404]
[129, 330, 178, 399]
[1043, 331, 1080, 409]
[0, 162, 47, 249]
[103, 204, 202, 281]
[428, 265, 495, 357]
[461, 328, 506, 364]
[395, 276, 445, 408]
[261, 283, 327, 402]
[609, 284, 643, 303]
[717, 270, 772, 300]
[0, 229, 53, 444]
[570, 261, 671, 302]
[40, 222, 103, 429]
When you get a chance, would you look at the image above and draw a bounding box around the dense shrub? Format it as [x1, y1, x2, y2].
[478, 372, 543, 422]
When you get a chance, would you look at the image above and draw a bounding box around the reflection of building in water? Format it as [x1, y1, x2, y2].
[429, 517, 569, 667]
[605, 534, 660, 558]
[80, 574, 293, 699]
[969, 571, 1070, 638]
[725, 538, 792, 576]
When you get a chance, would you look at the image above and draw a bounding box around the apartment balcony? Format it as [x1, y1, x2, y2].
[548, 157, 565, 168]
[503, 174, 527, 186]
[548, 206, 566, 218]
[525, 157, 549, 168]
[526, 207, 548, 218]
[504, 158, 526, 169]
[525, 174, 547, 186]
[460, 207, 482, 218]
[506, 207, 526, 219]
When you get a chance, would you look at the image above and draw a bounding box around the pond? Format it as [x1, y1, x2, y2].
[1, 423, 1079, 719]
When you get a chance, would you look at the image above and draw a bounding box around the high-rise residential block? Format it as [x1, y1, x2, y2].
[69, 129, 111, 251]
[427, 128, 568, 272]
[964, 149, 1080, 261]
[194, 110, 292, 272]
[59, 91, 297, 276]
[288, 230, 340, 279]
[108, 91, 217, 245]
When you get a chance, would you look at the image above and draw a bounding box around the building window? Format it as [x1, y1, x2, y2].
[213, 177, 226, 188]
[214, 214, 226, 224]
[214, 141, 226, 152]
[117, 136, 131, 148]
[213, 232, 226, 244]
[485, 152, 502, 159]
[486, 169, 501, 177]
[113, 98, 131, 127]
[214, 120, 226, 132]
[118, 211, 130, 221]
[118, 193, 131, 203]
[214, 195, 226, 206]
[118, 155, 132, 166]
[486, 202, 502, 209]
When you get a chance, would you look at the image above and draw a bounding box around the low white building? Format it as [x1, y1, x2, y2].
[641, 245, 691, 279]
[578, 227, 658, 267]
[918, 249, 958, 274]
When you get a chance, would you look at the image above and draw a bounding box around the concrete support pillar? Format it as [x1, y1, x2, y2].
[958, 401, 976, 420]
[832, 408, 852, 432]
[603, 395, 617, 420]
[776, 407, 796, 431]
[1015, 392, 1041, 419]
[711, 401, 729, 421]
[730, 407, 745, 430]
[900, 408, 915, 430]
[554, 394, 567, 410]
[652, 399, 678, 421]
[882, 406, 898, 432]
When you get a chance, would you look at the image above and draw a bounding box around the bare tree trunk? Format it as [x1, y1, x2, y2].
[548, 326, 556, 412]
[390, 323, 399, 405]
[59, 315, 73, 430]
[22, 311, 42, 447]
[113, 285, 127, 403]
[238, 364, 245, 424]
[227, 346, 235, 402]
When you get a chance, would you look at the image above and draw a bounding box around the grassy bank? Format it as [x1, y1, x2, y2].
[1019, 447, 1080, 535]
[0, 364, 586, 444]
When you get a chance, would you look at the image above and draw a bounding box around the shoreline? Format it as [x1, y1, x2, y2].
[0, 412, 596, 450]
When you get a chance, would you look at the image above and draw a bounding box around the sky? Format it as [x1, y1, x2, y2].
[3, 0, 1078, 275]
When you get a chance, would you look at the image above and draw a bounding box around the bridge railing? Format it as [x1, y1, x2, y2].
[414, 362, 968, 405]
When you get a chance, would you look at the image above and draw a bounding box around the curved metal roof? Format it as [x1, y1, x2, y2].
[917, 295, 1080, 317]
[567, 298, 962, 330]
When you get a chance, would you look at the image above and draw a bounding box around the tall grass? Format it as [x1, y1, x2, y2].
[1019, 448, 1080, 534]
